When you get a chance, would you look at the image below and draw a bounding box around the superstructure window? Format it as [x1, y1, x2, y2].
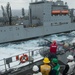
[43, 13, 45, 15]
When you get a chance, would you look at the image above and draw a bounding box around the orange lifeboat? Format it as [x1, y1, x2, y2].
[52, 10, 61, 14]
[61, 10, 69, 14]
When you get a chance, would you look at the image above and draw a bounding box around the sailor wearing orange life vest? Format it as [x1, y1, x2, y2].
[63, 55, 75, 75]
[40, 57, 51, 75]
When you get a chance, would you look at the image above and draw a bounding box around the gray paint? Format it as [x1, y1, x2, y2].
[0, 0, 75, 43]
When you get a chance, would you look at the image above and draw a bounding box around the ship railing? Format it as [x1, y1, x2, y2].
[0, 46, 69, 74]
[0, 48, 44, 74]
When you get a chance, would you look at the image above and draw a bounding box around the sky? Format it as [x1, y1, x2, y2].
[0, 0, 75, 10]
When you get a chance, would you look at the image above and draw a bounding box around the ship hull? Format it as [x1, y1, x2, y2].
[0, 23, 75, 43]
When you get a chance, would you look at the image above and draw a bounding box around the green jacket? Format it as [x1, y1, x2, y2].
[52, 64, 60, 75]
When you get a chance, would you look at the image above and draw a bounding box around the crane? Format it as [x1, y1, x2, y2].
[1, 2, 12, 25]
[6, 2, 12, 25]
[1, 5, 8, 24]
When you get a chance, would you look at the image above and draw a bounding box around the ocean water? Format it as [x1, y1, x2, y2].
[0, 33, 72, 59]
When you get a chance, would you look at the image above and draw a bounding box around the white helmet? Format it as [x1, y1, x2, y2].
[67, 55, 74, 60]
[32, 65, 39, 72]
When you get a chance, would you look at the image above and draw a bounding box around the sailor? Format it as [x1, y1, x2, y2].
[40, 57, 51, 75]
[63, 55, 75, 75]
[32, 65, 42, 75]
[49, 40, 57, 60]
[63, 42, 70, 52]
[50, 58, 60, 75]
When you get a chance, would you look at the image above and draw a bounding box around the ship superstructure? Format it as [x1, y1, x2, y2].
[0, 0, 75, 43]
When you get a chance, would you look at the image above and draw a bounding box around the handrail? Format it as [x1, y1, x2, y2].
[0, 44, 73, 73]
[0, 48, 44, 73]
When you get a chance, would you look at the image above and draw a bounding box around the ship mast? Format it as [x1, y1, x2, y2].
[1, 5, 8, 24]
[6, 2, 12, 25]
[1, 2, 12, 25]
[22, 8, 25, 18]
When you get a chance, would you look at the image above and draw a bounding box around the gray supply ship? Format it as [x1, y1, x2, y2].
[0, 0, 75, 44]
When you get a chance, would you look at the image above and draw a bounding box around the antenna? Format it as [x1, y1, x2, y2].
[1, 5, 8, 24]
[22, 8, 25, 17]
[6, 2, 10, 19]
[9, 6, 12, 25]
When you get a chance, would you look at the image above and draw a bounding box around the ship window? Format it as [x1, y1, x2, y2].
[23, 25, 26, 28]
[63, 14, 67, 16]
[51, 23, 53, 26]
[55, 23, 57, 24]
[59, 22, 61, 23]
[4, 30, 6, 32]
[43, 13, 45, 15]
[16, 27, 19, 30]
[17, 28, 19, 30]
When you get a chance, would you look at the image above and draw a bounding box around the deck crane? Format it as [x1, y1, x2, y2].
[1, 5, 8, 24]
[1, 2, 12, 25]
[6, 2, 12, 25]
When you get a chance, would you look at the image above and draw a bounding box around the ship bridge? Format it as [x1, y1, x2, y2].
[29, 0, 71, 26]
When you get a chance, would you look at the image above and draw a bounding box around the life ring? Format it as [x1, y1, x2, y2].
[16, 55, 19, 60]
[20, 54, 28, 63]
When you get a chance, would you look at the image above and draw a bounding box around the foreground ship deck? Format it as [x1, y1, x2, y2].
[0, 0, 75, 43]
[0, 45, 75, 75]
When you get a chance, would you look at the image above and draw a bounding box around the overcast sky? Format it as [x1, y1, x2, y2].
[0, 0, 75, 10]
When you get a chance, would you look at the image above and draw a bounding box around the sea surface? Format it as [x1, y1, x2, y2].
[0, 32, 75, 59]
